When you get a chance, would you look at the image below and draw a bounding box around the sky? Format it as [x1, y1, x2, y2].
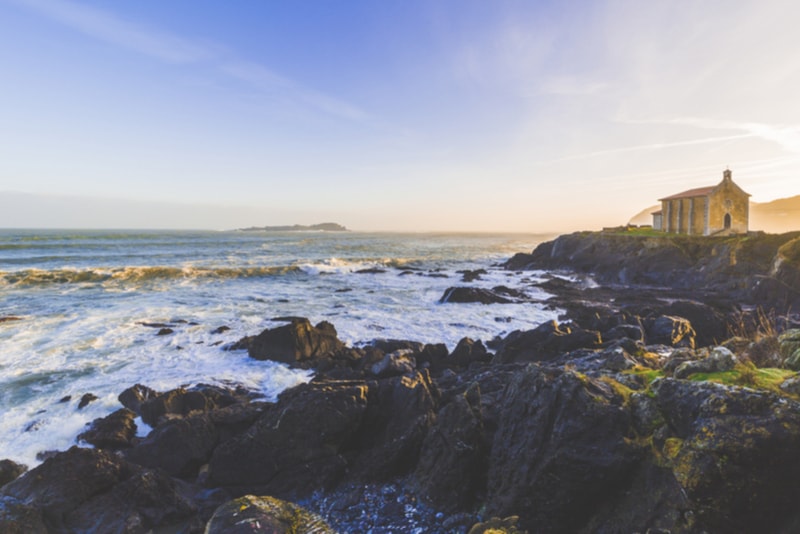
[1, 0, 800, 232]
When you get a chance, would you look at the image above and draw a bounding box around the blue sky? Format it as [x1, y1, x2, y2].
[2, 0, 800, 231]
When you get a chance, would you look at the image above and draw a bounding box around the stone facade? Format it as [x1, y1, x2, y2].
[655, 169, 750, 236]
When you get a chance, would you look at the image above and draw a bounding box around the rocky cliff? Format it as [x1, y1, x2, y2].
[506, 230, 800, 311]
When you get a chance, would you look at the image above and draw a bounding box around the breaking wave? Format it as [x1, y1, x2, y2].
[0, 265, 305, 286]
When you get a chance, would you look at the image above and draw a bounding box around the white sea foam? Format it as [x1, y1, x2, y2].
[0, 230, 558, 467]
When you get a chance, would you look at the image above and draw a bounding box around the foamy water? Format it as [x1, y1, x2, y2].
[0, 229, 558, 467]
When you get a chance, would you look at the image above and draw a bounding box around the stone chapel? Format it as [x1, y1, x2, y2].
[652, 169, 750, 235]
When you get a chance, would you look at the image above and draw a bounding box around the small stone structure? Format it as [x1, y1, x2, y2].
[653, 169, 750, 235]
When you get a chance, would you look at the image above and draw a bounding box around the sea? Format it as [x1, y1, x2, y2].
[0, 229, 559, 467]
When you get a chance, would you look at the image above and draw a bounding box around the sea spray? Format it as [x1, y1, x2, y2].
[0, 229, 558, 466]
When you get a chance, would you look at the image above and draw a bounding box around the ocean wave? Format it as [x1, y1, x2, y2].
[0, 265, 305, 286]
[296, 257, 413, 275]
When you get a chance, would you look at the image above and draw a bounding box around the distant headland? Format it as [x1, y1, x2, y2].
[237, 222, 349, 232]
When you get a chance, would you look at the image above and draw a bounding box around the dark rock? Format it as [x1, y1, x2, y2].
[211, 326, 230, 335]
[604, 323, 645, 343]
[415, 343, 450, 373]
[77, 408, 137, 449]
[58, 396, 71, 404]
[125, 414, 219, 478]
[1, 447, 200, 533]
[2, 447, 196, 532]
[349, 371, 440, 482]
[205, 495, 333, 534]
[673, 346, 737, 379]
[244, 318, 346, 367]
[137, 384, 241, 427]
[439, 287, 514, 304]
[449, 337, 491, 369]
[356, 267, 387, 274]
[77, 393, 98, 409]
[600, 345, 639, 372]
[370, 350, 416, 378]
[61, 468, 200, 533]
[651, 378, 800, 532]
[370, 339, 425, 354]
[156, 328, 174, 336]
[209, 381, 369, 497]
[742, 335, 782, 368]
[660, 300, 730, 347]
[492, 321, 602, 364]
[644, 315, 696, 348]
[0, 496, 47, 534]
[504, 231, 800, 310]
[209, 372, 439, 498]
[138, 322, 174, 328]
[460, 269, 487, 282]
[484, 366, 641, 532]
[413, 382, 487, 511]
[0, 461, 27, 488]
[118, 383, 159, 414]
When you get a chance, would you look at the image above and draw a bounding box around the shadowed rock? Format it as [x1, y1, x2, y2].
[77, 408, 137, 450]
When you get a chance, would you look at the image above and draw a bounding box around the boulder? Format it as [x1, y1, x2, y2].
[0, 461, 27, 489]
[492, 321, 601, 364]
[661, 300, 730, 347]
[0, 447, 199, 532]
[77, 408, 137, 449]
[125, 414, 219, 478]
[414, 343, 449, 372]
[780, 329, 800, 367]
[644, 315, 696, 348]
[439, 287, 514, 304]
[209, 371, 439, 498]
[673, 346, 737, 379]
[77, 393, 98, 409]
[785, 348, 800, 371]
[209, 381, 370, 497]
[742, 336, 782, 368]
[136, 384, 242, 427]
[484, 367, 641, 532]
[604, 323, 645, 343]
[370, 349, 416, 378]
[118, 383, 159, 414]
[244, 318, 346, 367]
[205, 495, 333, 534]
[780, 376, 800, 396]
[448, 337, 491, 369]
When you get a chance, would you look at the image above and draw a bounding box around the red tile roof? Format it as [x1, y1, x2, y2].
[659, 185, 715, 201]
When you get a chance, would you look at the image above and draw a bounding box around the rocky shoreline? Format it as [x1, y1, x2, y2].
[4, 231, 800, 533]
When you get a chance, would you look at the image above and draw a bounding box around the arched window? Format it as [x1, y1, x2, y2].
[724, 213, 731, 229]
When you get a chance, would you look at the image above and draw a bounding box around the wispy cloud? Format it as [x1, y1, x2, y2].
[540, 133, 754, 165]
[11, 0, 213, 63]
[10, 0, 368, 121]
[666, 118, 800, 154]
[223, 61, 369, 121]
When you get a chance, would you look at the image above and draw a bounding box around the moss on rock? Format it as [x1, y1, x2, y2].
[205, 495, 333, 534]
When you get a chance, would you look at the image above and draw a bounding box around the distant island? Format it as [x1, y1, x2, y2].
[237, 222, 349, 232]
